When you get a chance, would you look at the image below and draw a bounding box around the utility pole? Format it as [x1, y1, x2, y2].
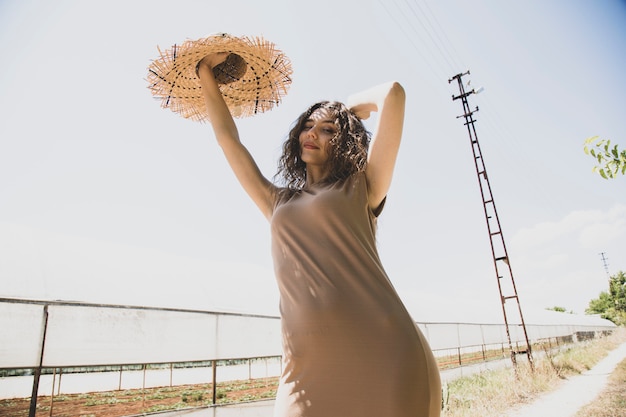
[599, 252, 610, 278]
[449, 71, 534, 370]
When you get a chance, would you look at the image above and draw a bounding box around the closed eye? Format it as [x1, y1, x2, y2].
[301, 120, 336, 135]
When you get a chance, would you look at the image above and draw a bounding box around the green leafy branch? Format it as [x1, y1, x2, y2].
[583, 136, 626, 179]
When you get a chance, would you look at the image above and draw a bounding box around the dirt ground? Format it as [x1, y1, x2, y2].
[0, 377, 279, 417]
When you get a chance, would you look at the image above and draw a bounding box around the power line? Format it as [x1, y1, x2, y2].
[377, 0, 450, 82]
[401, 0, 457, 74]
[379, 0, 559, 221]
[418, 0, 466, 71]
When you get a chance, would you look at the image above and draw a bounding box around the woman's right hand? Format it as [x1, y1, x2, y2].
[196, 52, 230, 77]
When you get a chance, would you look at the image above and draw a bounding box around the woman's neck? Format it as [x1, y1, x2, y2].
[305, 165, 329, 187]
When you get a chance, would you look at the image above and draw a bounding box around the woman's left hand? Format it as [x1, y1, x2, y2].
[347, 92, 378, 120]
[348, 103, 372, 120]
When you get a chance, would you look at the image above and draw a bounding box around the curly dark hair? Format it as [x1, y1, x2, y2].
[275, 101, 371, 189]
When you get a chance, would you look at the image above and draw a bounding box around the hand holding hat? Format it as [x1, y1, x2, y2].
[147, 33, 293, 123]
[195, 52, 229, 77]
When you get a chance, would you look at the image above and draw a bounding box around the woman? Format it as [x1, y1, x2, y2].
[197, 53, 441, 417]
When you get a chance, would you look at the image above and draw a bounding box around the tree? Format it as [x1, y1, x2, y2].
[583, 136, 626, 179]
[587, 291, 612, 315]
[609, 271, 626, 311]
[586, 271, 626, 325]
[546, 306, 573, 313]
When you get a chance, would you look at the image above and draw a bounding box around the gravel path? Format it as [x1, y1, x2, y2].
[504, 342, 626, 417]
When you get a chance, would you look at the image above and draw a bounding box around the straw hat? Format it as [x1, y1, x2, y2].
[147, 33, 293, 122]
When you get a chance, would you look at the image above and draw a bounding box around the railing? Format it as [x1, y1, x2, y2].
[0, 298, 616, 415]
[419, 321, 613, 367]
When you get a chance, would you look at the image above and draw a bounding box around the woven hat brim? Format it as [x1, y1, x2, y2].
[147, 33, 293, 122]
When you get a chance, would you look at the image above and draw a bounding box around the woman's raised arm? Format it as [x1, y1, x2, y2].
[197, 54, 277, 220]
[347, 81, 406, 211]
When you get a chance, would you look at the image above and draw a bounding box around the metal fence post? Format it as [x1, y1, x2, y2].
[456, 324, 462, 366]
[29, 304, 49, 417]
[212, 360, 217, 404]
[49, 368, 56, 417]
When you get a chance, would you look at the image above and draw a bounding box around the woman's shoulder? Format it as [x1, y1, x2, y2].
[273, 186, 299, 206]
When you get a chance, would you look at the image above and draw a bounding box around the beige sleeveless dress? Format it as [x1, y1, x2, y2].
[270, 172, 441, 417]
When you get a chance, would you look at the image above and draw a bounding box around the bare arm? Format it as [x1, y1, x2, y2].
[197, 54, 277, 220]
[347, 81, 406, 211]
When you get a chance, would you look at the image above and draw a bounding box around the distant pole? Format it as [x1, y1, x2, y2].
[599, 252, 610, 278]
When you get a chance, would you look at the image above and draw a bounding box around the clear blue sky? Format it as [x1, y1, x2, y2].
[0, 0, 624, 321]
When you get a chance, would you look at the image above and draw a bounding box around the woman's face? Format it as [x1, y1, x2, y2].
[298, 108, 338, 167]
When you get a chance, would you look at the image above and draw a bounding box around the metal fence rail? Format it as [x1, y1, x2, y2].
[0, 298, 616, 415]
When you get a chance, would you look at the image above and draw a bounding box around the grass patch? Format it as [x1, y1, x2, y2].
[443, 328, 626, 417]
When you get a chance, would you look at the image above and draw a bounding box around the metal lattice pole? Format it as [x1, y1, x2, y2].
[449, 71, 534, 370]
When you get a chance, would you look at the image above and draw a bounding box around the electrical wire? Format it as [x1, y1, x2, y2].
[376, 0, 563, 220]
[376, 0, 448, 85]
